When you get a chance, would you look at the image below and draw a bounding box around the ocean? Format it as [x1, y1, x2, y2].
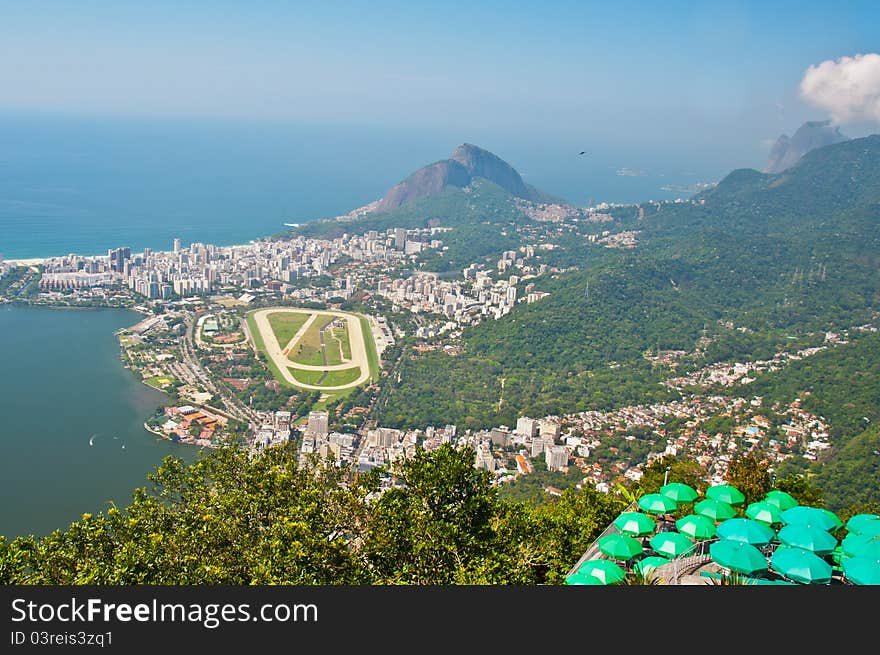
[0, 113, 714, 261]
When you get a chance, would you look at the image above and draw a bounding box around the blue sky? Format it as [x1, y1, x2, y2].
[1, 1, 878, 173]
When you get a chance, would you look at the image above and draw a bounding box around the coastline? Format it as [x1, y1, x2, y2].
[3, 257, 48, 266]
[3, 239, 261, 268]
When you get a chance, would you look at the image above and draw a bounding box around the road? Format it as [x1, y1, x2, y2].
[251, 307, 371, 391]
[180, 314, 259, 425]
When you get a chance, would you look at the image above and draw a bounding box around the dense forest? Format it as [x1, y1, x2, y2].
[4, 443, 865, 585]
[0, 444, 624, 585]
[744, 330, 880, 509]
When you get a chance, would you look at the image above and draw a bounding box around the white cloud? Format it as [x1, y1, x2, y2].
[799, 53, 880, 124]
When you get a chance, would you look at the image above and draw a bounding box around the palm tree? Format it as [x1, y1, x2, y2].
[708, 570, 748, 586]
[621, 569, 665, 585]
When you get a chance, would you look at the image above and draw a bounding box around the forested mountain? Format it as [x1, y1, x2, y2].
[377, 136, 880, 440]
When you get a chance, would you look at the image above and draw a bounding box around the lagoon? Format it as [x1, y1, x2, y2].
[0, 304, 199, 538]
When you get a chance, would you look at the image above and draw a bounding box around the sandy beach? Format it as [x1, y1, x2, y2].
[3, 258, 48, 266]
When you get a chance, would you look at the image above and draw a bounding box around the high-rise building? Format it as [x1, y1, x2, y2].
[539, 418, 561, 440]
[516, 417, 538, 437]
[108, 247, 131, 272]
[545, 446, 569, 472]
[173, 238, 181, 253]
[394, 228, 407, 249]
[307, 411, 329, 436]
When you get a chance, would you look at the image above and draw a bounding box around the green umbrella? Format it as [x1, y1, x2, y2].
[638, 493, 677, 515]
[706, 484, 746, 506]
[842, 557, 880, 585]
[781, 506, 842, 532]
[598, 533, 644, 561]
[675, 514, 717, 540]
[770, 546, 832, 584]
[746, 500, 783, 526]
[695, 498, 737, 522]
[660, 482, 699, 504]
[777, 524, 838, 555]
[566, 559, 626, 585]
[613, 512, 657, 537]
[764, 489, 799, 511]
[841, 533, 880, 559]
[634, 556, 670, 576]
[716, 518, 775, 547]
[710, 539, 768, 576]
[820, 508, 844, 531]
[650, 531, 695, 559]
[845, 514, 880, 537]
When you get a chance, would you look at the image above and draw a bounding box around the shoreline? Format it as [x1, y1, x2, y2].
[2, 239, 262, 268]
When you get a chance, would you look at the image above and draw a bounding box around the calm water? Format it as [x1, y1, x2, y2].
[0, 113, 715, 260]
[0, 305, 199, 538]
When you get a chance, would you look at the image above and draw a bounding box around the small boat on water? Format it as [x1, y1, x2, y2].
[88, 434, 96, 446]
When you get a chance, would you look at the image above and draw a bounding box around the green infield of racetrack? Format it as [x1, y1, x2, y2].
[287, 313, 333, 366]
[289, 366, 361, 387]
[267, 311, 313, 348]
[247, 309, 380, 395]
[246, 311, 298, 389]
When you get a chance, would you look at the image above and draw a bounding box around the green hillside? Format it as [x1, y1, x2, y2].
[377, 136, 880, 430]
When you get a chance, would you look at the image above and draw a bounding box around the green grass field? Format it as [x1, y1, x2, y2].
[325, 321, 352, 364]
[267, 311, 312, 348]
[290, 366, 361, 387]
[359, 316, 380, 384]
[246, 311, 298, 389]
[287, 313, 332, 366]
[145, 375, 175, 389]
